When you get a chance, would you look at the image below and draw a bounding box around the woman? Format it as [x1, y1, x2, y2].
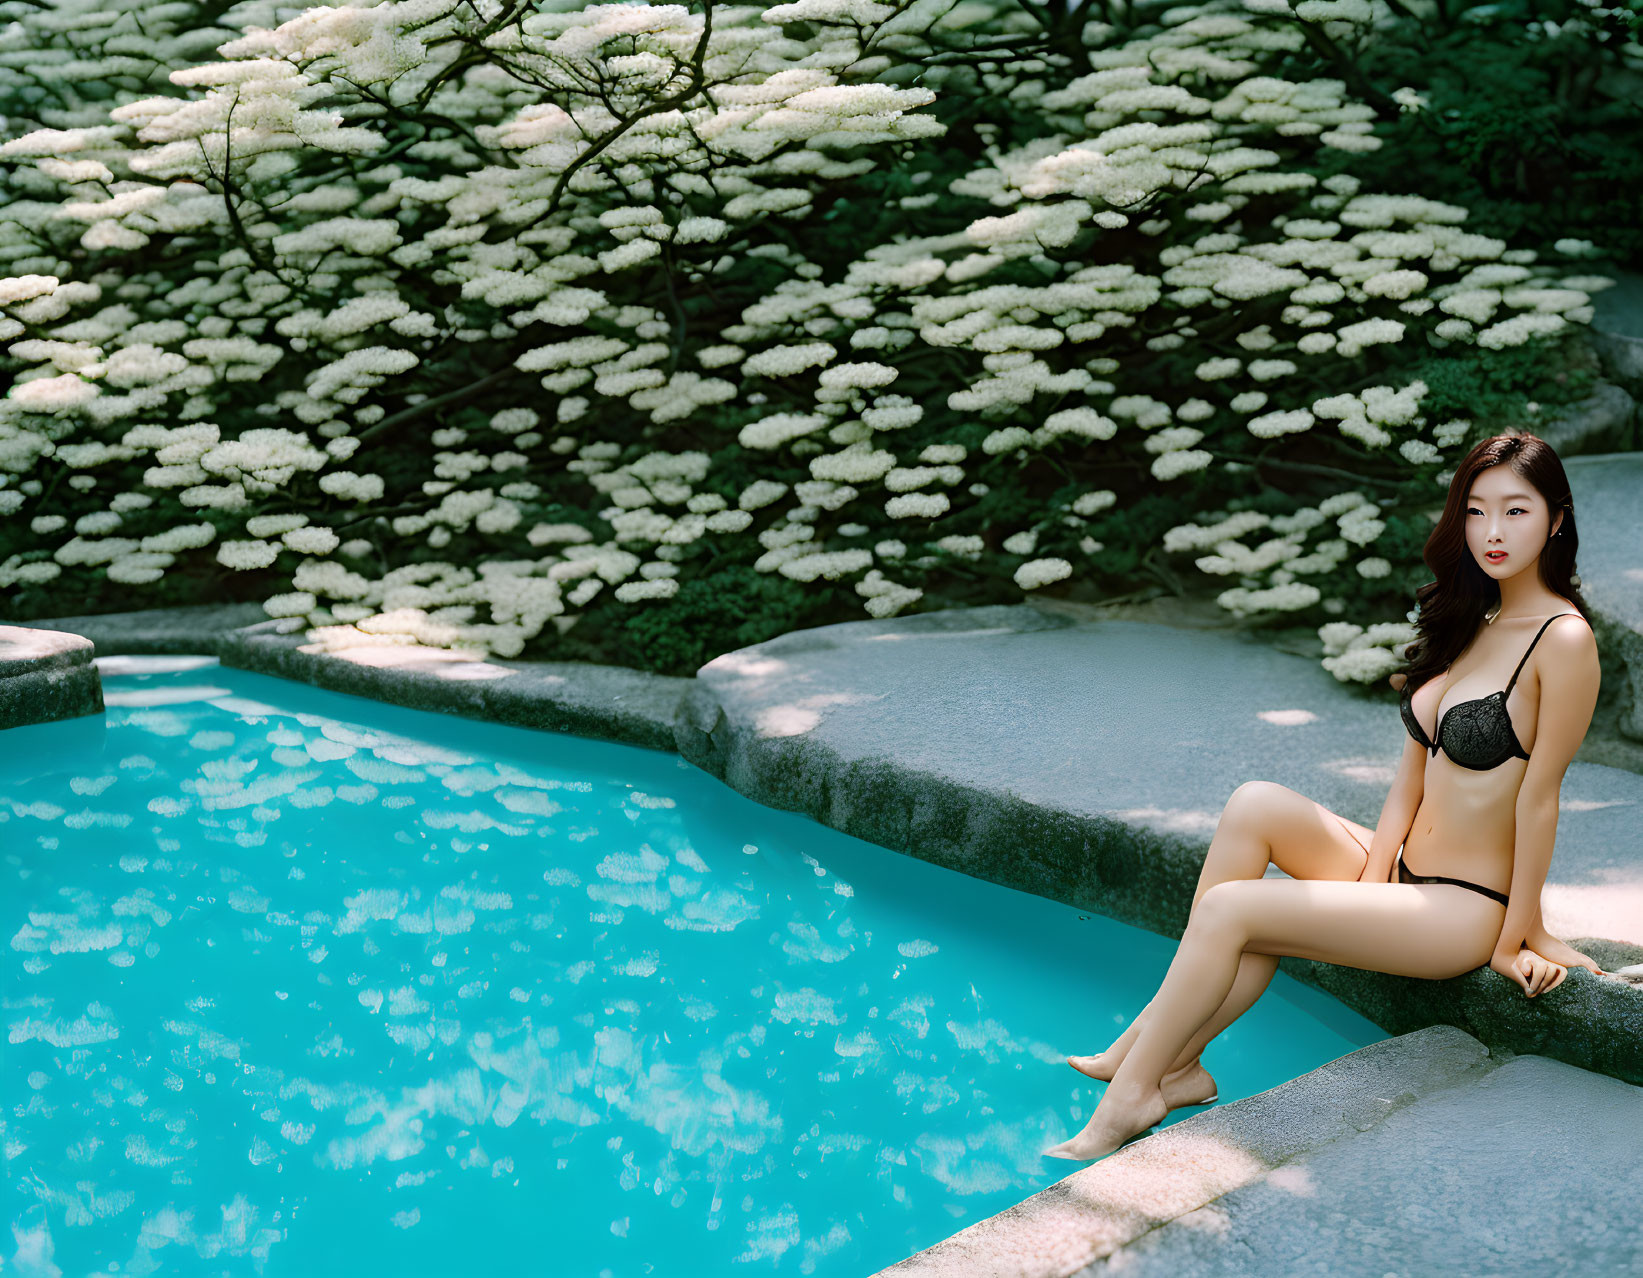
[1046, 432, 1608, 1162]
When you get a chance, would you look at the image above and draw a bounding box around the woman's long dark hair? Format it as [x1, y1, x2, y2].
[1391, 432, 1593, 695]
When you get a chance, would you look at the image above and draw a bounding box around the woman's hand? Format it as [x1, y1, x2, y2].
[1524, 926, 1605, 976]
[1489, 946, 1567, 998]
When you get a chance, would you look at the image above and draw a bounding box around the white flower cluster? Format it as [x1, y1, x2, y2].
[739, 412, 829, 451]
[934, 535, 984, 559]
[1217, 581, 1324, 616]
[855, 567, 923, 617]
[1015, 558, 1072, 590]
[1317, 619, 1419, 683]
[318, 471, 386, 501]
[885, 492, 950, 519]
[0, 0, 1602, 675]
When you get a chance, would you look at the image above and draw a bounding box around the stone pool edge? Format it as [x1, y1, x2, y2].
[217, 621, 692, 755]
[0, 607, 689, 751]
[879, 1022, 1509, 1277]
[0, 624, 103, 729]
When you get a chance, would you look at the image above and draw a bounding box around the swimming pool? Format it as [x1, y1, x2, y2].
[2, 657, 1386, 1276]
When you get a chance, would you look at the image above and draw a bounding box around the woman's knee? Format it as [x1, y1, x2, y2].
[1189, 880, 1249, 937]
[1224, 780, 1285, 824]
[1217, 781, 1286, 849]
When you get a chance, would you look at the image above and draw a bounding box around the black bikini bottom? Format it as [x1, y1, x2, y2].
[1397, 856, 1509, 908]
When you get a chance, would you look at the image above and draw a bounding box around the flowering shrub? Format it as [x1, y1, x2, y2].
[0, 0, 1626, 680]
[1345, 0, 1643, 266]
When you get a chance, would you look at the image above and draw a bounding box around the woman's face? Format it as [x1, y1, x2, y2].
[1465, 464, 1562, 580]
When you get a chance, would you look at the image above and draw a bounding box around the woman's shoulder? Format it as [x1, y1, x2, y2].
[1527, 612, 1601, 720]
[1538, 608, 1597, 651]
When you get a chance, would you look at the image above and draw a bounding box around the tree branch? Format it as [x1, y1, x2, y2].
[355, 364, 523, 444]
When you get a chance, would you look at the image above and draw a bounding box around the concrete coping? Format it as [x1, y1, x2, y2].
[882, 1024, 1643, 1275]
[886, 1024, 1503, 1275]
[0, 624, 103, 729]
[0, 624, 94, 679]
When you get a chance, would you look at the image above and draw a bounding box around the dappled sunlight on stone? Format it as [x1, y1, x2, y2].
[1542, 883, 1643, 946]
[1262, 1162, 1318, 1197]
[1255, 709, 1318, 726]
[699, 651, 788, 679]
[754, 691, 889, 738]
[1108, 806, 1221, 835]
[756, 703, 821, 737]
[1172, 1201, 1234, 1236]
[298, 633, 521, 682]
[1034, 1137, 1274, 1263]
[1064, 1136, 1281, 1215]
[864, 626, 1016, 644]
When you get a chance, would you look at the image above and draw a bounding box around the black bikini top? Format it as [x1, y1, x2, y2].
[1399, 613, 1581, 771]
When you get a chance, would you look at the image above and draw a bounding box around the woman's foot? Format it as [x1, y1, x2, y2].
[1066, 1052, 1219, 1108]
[1043, 1083, 1170, 1161]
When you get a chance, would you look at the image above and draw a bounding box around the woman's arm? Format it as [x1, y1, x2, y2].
[1362, 734, 1426, 884]
[1492, 617, 1601, 961]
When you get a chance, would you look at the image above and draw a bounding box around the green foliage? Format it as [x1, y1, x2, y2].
[1403, 334, 1599, 424]
[5, 559, 252, 622]
[1372, 510, 1439, 588]
[1350, 0, 1643, 267]
[597, 565, 815, 677]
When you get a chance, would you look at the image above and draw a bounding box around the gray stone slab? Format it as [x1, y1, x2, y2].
[1592, 270, 1643, 395]
[1537, 382, 1636, 455]
[0, 624, 94, 679]
[1593, 331, 1643, 395]
[0, 624, 101, 729]
[878, 1024, 1504, 1276]
[8, 603, 268, 655]
[1074, 1054, 1643, 1276]
[1566, 452, 1643, 740]
[12, 605, 694, 754]
[216, 623, 692, 754]
[676, 604, 1643, 1084]
[1593, 268, 1643, 339]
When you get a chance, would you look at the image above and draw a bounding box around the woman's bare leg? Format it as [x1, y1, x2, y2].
[1069, 782, 1368, 1099]
[1068, 786, 1276, 1086]
[1072, 954, 1279, 1085]
[1048, 908, 1247, 1159]
[1046, 876, 1500, 1161]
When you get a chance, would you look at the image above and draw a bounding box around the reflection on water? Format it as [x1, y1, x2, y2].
[2, 661, 1384, 1277]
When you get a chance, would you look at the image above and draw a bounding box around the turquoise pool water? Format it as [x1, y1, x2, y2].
[2, 657, 1385, 1276]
